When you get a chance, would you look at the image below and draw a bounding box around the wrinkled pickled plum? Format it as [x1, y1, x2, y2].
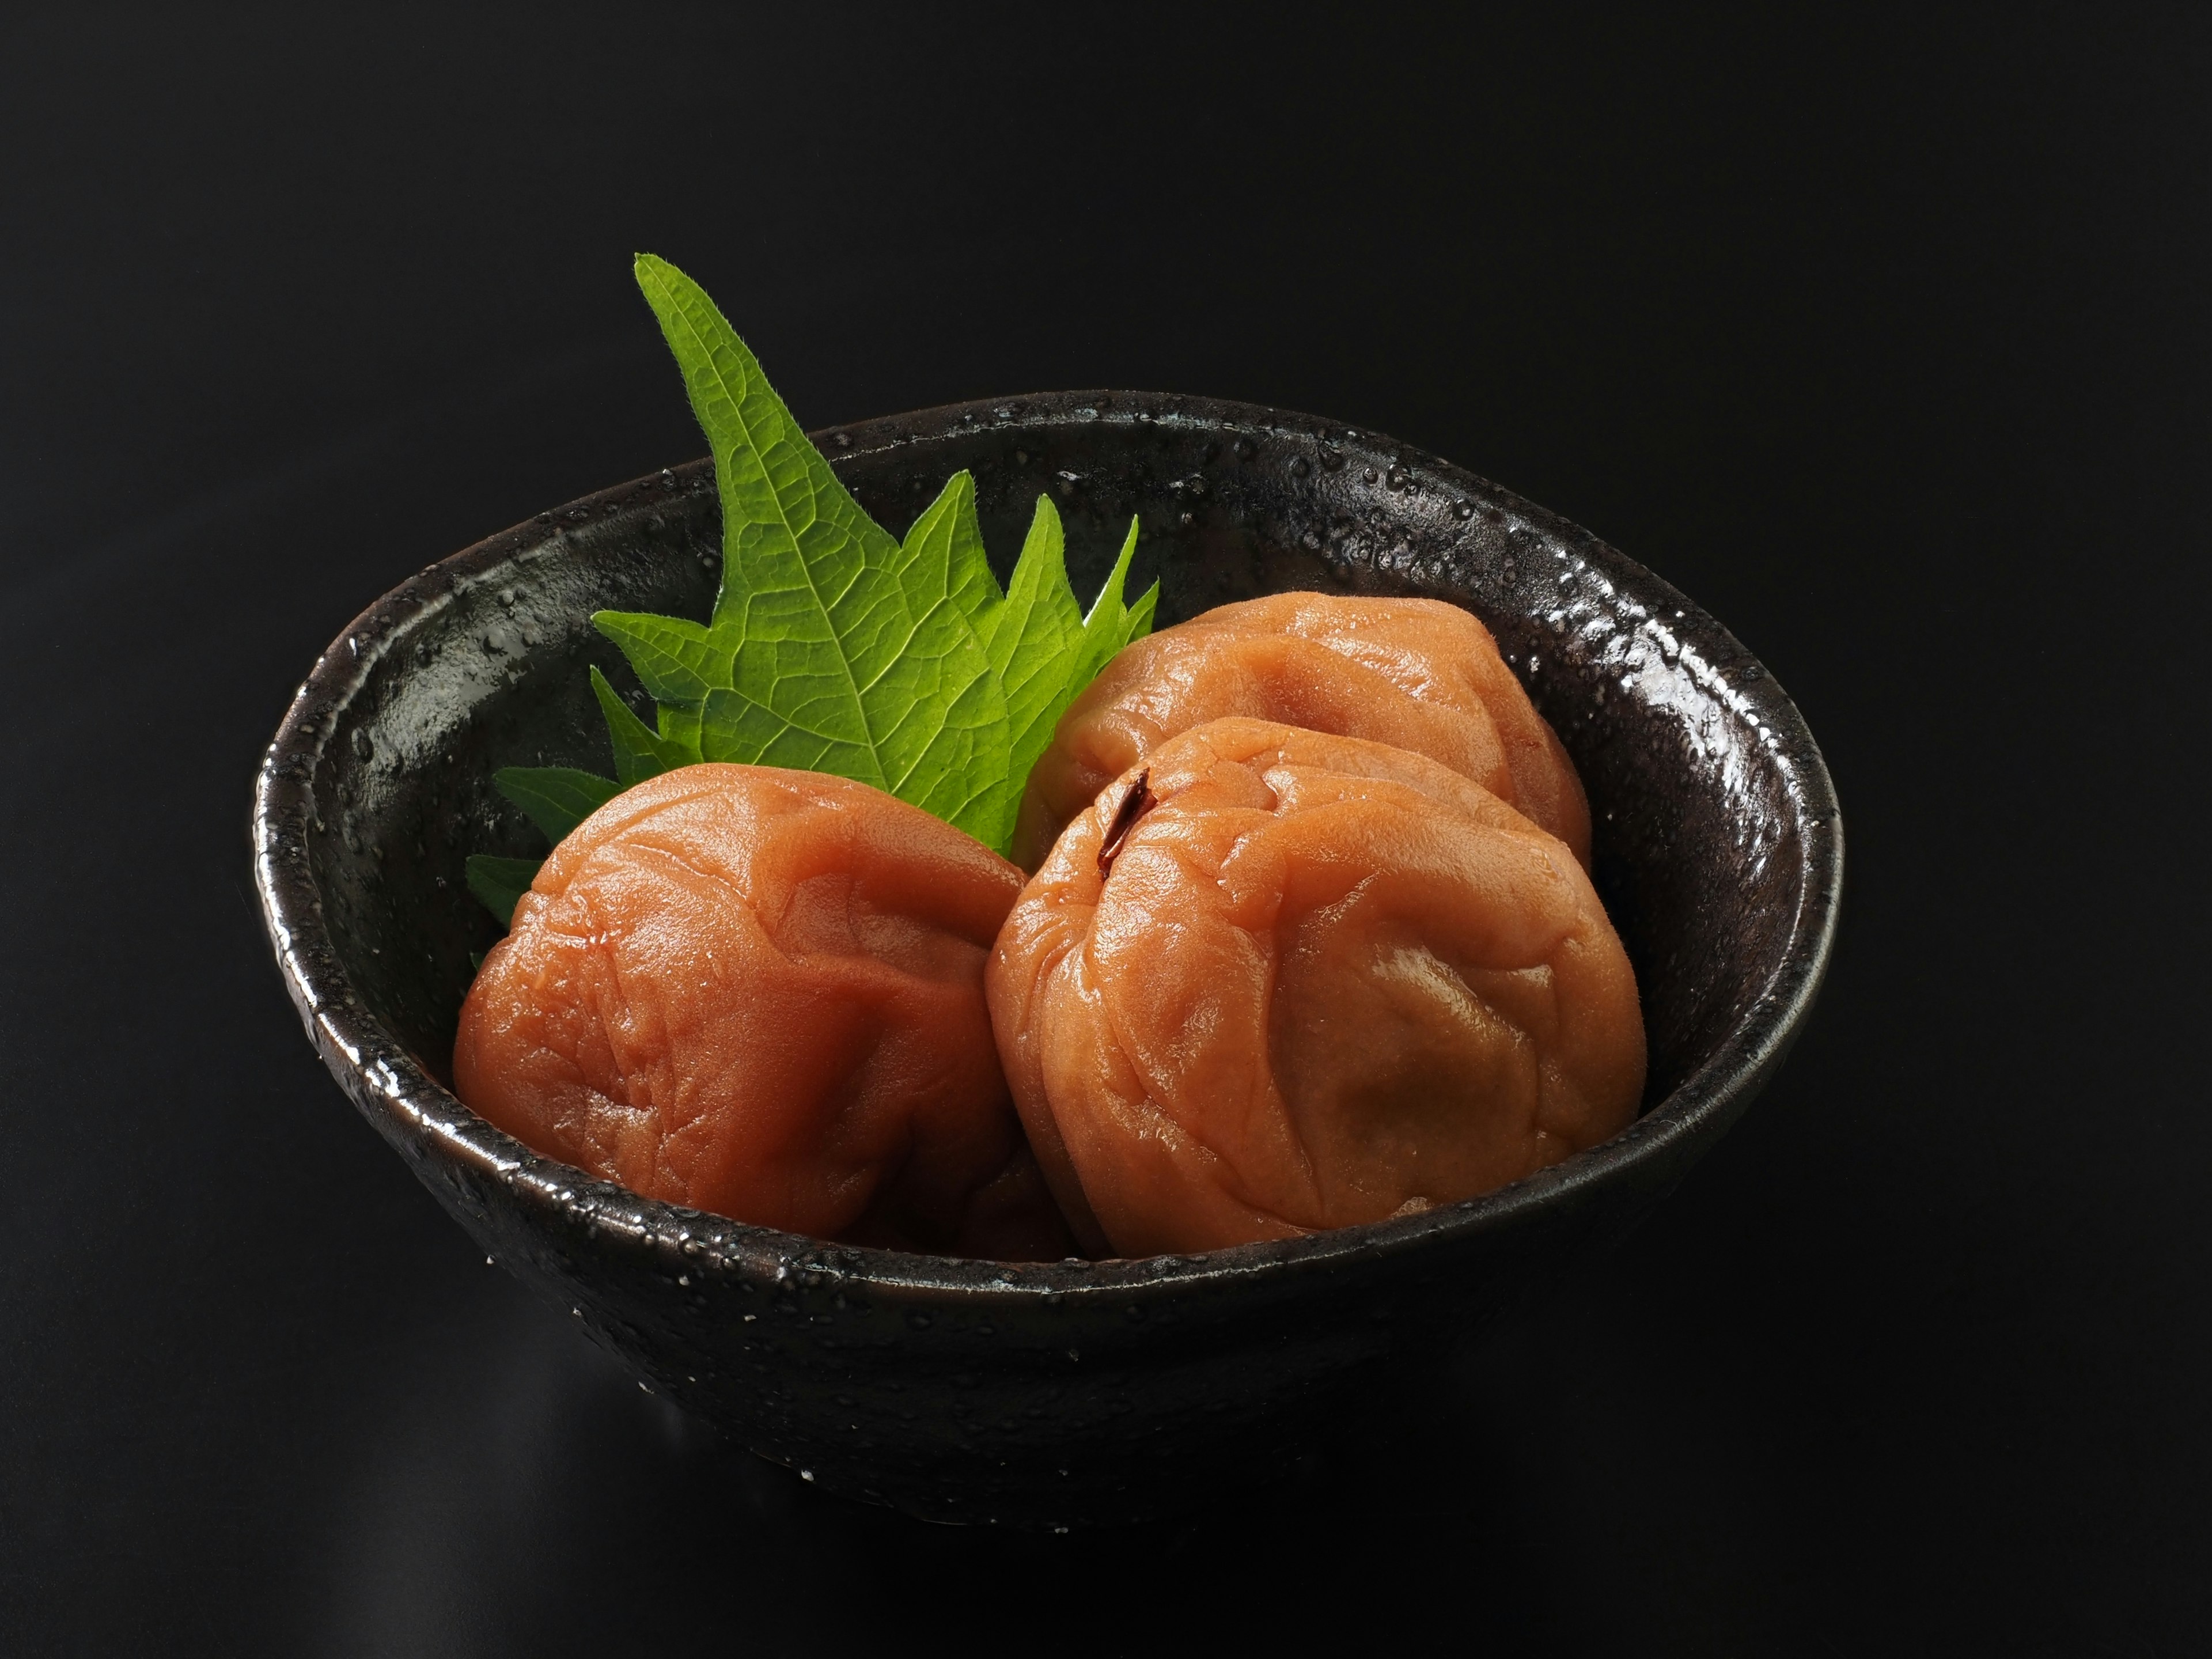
[987, 718, 1643, 1257]
[1013, 592, 1589, 871]
[454, 764, 1072, 1260]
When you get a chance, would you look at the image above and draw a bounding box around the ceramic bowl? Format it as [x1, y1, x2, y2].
[252, 391, 1841, 1526]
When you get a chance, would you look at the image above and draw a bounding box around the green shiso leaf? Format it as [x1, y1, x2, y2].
[621, 253, 1162, 854]
[465, 854, 541, 927]
[468, 253, 1165, 933]
[634, 253, 1013, 844]
[493, 766, 622, 844]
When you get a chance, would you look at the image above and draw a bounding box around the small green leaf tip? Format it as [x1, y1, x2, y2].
[494, 767, 621, 845]
[590, 665, 691, 786]
[465, 854, 541, 928]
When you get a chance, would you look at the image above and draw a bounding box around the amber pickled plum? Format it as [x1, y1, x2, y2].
[987, 718, 1645, 1258]
[1014, 591, 1591, 872]
[454, 764, 1073, 1260]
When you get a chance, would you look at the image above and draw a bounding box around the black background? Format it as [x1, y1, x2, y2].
[3, 6, 2206, 1654]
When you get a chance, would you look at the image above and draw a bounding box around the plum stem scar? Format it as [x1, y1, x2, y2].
[1097, 769, 1157, 879]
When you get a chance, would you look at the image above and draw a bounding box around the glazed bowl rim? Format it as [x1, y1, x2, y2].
[252, 388, 1843, 1302]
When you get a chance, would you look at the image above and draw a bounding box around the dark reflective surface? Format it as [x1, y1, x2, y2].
[5, 7, 2207, 1653]
[294, 1269, 1785, 1657]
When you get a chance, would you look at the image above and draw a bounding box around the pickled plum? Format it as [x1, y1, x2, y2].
[987, 718, 1643, 1257]
[1013, 592, 1590, 871]
[453, 764, 1073, 1260]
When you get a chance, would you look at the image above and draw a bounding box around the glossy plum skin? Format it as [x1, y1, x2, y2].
[988, 719, 1645, 1258]
[454, 764, 1073, 1260]
[1013, 592, 1591, 873]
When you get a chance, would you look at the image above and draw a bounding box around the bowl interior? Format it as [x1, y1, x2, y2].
[281, 391, 1836, 1265]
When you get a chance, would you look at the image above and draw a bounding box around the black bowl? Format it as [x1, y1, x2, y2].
[252, 391, 1840, 1526]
